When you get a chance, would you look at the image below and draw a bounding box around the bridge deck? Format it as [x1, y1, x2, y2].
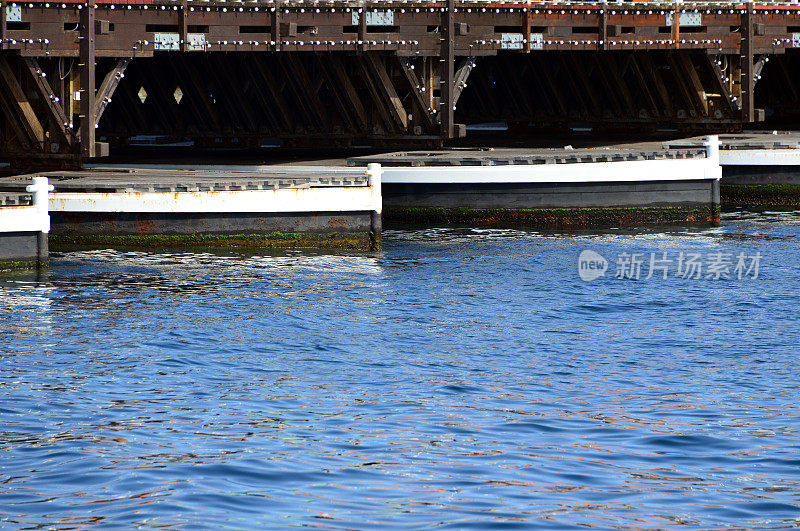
[3, 0, 800, 164]
[4, 1, 800, 57]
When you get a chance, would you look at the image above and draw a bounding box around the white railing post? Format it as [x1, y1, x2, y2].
[703, 135, 722, 215]
[367, 163, 382, 214]
[26, 177, 53, 265]
[366, 163, 382, 251]
[25, 177, 53, 234]
[704, 134, 720, 167]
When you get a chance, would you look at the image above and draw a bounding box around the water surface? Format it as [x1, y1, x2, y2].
[2, 210, 800, 528]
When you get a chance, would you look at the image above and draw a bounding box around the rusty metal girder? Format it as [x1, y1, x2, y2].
[3, 2, 800, 58]
[5, 0, 800, 165]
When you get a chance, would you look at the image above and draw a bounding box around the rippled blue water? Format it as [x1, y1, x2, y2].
[2, 211, 800, 529]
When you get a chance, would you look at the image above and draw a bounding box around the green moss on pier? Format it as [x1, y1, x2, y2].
[50, 231, 379, 252]
[384, 205, 720, 229]
[0, 259, 42, 272]
[721, 184, 800, 207]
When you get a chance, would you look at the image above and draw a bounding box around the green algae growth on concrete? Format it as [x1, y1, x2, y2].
[50, 232, 379, 252]
[721, 184, 800, 207]
[384, 206, 720, 229]
[0, 258, 45, 272]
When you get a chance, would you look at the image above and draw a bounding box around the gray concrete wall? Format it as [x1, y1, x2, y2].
[50, 211, 373, 235]
[383, 180, 717, 209]
[0, 232, 40, 263]
[722, 166, 800, 185]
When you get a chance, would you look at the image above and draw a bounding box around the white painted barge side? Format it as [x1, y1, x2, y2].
[378, 156, 721, 185]
[0, 165, 383, 251]
[349, 137, 722, 227]
[0, 177, 52, 268]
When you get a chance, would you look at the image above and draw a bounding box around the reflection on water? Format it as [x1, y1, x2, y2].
[2, 211, 800, 528]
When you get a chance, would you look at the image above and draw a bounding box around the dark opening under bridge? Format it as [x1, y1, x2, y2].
[3, 0, 800, 167]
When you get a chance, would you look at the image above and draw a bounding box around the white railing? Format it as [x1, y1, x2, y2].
[378, 136, 721, 184]
[0, 177, 52, 235]
[47, 166, 382, 216]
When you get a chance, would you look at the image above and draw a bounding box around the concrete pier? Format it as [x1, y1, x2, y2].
[0, 178, 52, 270]
[350, 140, 722, 229]
[664, 133, 800, 207]
[0, 166, 382, 251]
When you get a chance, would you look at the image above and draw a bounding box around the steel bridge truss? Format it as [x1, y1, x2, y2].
[2, 0, 800, 166]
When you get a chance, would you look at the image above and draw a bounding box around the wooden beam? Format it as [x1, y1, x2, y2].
[274, 55, 318, 130]
[741, 4, 755, 122]
[599, 10, 607, 51]
[0, 56, 44, 145]
[179, 0, 188, 52]
[754, 55, 766, 80]
[452, 57, 475, 107]
[423, 57, 437, 113]
[0, 0, 6, 52]
[398, 58, 435, 129]
[278, 55, 321, 132]
[365, 52, 408, 131]
[94, 57, 130, 128]
[284, 54, 331, 131]
[439, 0, 454, 138]
[315, 56, 359, 133]
[358, 2, 367, 53]
[310, 64, 326, 102]
[0, 86, 34, 151]
[79, 0, 96, 157]
[705, 54, 737, 112]
[585, 55, 622, 116]
[22, 57, 75, 147]
[241, 56, 279, 133]
[357, 57, 396, 133]
[65, 58, 76, 125]
[629, 53, 662, 118]
[640, 52, 672, 116]
[667, 53, 699, 115]
[271, 0, 281, 51]
[671, 5, 680, 48]
[234, 55, 283, 133]
[327, 54, 368, 131]
[523, 9, 531, 52]
[677, 53, 708, 116]
[603, 53, 636, 116]
[250, 55, 294, 131]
